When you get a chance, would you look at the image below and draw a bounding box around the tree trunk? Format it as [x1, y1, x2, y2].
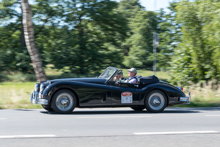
[21, 0, 47, 82]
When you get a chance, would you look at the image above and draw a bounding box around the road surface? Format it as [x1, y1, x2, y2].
[0, 107, 220, 147]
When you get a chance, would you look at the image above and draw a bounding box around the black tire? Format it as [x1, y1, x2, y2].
[51, 89, 77, 114]
[41, 105, 54, 112]
[130, 106, 145, 111]
[145, 90, 167, 113]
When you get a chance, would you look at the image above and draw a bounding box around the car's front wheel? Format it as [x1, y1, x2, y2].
[51, 89, 77, 114]
[145, 90, 167, 113]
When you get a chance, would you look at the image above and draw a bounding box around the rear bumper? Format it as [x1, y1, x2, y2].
[30, 91, 48, 105]
[179, 92, 191, 104]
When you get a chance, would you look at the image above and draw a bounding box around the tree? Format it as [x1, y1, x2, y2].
[157, 3, 182, 70]
[0, 0, 33, 73]
[123, 10, 158, 69]
[21, 0, 47, 82]
[116, 0, 144, 59]
[46, 0, 128, 74]
[170, 0, 220, 84]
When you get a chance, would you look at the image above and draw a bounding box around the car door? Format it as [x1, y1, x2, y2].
[110, 83, 142, 106]
[78, 83, 112, 107]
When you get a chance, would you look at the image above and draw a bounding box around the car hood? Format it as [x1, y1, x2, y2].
[49, 77, 107, 84]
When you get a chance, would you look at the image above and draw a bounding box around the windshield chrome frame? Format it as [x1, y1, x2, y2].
[99, 67, 118, 80]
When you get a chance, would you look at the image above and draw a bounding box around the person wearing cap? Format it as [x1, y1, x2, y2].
[125, 68, 138, 84]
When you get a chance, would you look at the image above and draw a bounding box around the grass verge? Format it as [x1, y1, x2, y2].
[0, 82, 42, 109]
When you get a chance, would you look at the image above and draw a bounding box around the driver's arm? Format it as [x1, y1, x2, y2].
[129, 78, 137, 84]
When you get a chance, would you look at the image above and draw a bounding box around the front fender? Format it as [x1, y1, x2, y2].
[42, 81, 110, 105]
[42, 81, 88, 104]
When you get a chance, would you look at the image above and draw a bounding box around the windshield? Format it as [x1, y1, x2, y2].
[99, 67, 117, 79]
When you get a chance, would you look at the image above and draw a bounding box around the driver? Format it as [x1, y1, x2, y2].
[124, 68, 138, 84]
[114, 71, 124, 81]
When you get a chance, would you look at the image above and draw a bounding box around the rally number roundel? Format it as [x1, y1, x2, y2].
[121, 92, 133, 103]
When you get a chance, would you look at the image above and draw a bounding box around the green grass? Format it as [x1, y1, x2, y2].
[0, 82, 42, 109]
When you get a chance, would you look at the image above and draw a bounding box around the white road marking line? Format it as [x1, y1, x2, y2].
[134, 131, 218, 135]
[78, 116, 152, 119]
[0, 118, 6, 120]
[0, 134, 56, 139]
[205, 115, 220, 117]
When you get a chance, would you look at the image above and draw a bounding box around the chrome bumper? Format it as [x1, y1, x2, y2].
[30, 91, 48, 105]
[179, 92, 191, 104]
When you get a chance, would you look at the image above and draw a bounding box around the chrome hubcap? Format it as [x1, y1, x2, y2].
[148, 93, 165, 110]
[61, 99, 68, 105]
[56, 93, 73, 111]
[153, 98, 160, 104]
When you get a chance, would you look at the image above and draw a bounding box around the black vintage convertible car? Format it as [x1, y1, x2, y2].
[31, 67, 190, 113]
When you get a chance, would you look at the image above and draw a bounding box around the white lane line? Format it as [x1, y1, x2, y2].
[78, 116, 152, 119]
[205, 115, 220, 117]
[0, 118, 6, 120]
[134, 131, 218, 135]
[0, 134, 56, 139]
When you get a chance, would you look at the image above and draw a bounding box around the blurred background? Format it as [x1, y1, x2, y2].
[0, 0, 220, 108]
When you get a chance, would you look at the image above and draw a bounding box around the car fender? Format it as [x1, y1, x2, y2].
[139, 82, 186, 105]
[42, 81, 98, 105]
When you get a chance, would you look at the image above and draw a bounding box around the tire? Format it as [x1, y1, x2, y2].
[51, 89, 77, 114]
[130, 106, 145, 111]
[41, 105, 54, 112]
[145, 90, 167, 113]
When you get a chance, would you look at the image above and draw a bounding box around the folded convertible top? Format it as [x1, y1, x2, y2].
[139, 75, 159, 85]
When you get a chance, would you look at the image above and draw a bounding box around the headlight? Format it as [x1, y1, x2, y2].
[35, 83, 40, 92]
[40, 83, 45, 93]
[39, 81, 50, 93]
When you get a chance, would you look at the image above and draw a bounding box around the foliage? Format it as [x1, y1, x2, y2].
[0, 0, 129, 75]
[157, 2, 181, 70]
[170, 0, 220, 85]
[2, 0, 220, 85]
[0, 0, 33, 73]
[117, 0, 158, 69]
[123, 10, 158, 69]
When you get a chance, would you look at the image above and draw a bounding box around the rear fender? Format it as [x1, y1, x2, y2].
[140, 83, 186, 105]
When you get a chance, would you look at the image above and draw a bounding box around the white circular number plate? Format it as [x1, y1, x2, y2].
[121, 92, 133, 103]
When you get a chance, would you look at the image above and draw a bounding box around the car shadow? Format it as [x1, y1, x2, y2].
[40, 108, 200, 115]
[14, 109, 35, 111]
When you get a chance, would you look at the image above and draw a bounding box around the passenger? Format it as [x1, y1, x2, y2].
[125, 68, 138, 84]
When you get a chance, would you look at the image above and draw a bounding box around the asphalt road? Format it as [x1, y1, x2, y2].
[0, 107, 220, 147]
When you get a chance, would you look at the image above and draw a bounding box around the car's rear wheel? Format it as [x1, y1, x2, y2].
[130, 106, 145, 111]
[41, 105, 54, 112]
[51, 89, 77, 114]
[145, 90, 167, 113]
